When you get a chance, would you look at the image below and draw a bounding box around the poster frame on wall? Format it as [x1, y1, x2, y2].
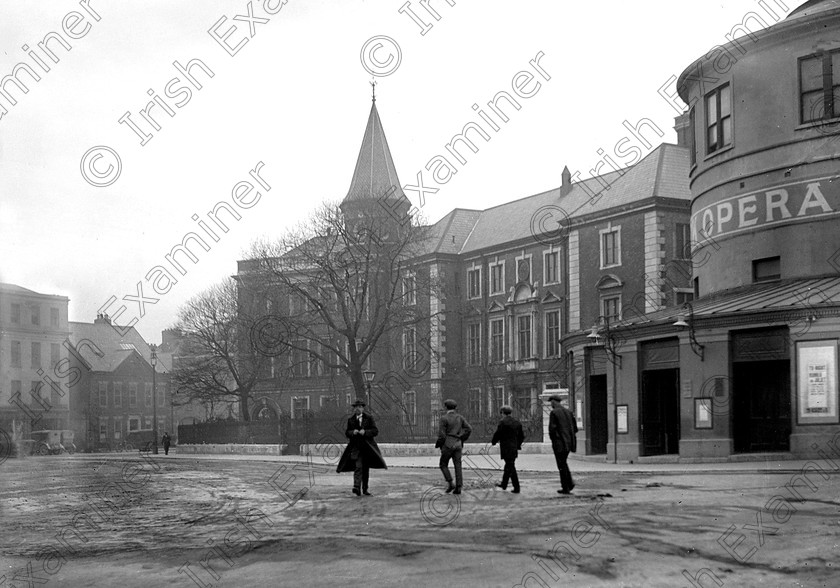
[795, 339, 839, 425]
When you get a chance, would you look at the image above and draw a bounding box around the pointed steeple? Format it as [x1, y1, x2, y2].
[341, 99, 410, 214]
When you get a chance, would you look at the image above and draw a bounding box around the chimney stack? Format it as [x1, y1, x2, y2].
[560, 166, 573, 197]
[674, 112, 691, 148]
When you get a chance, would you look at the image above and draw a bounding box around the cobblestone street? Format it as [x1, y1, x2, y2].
[1, 453, 839, 587]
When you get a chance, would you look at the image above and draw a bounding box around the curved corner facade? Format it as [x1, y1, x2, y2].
[678, 7, 840, 295]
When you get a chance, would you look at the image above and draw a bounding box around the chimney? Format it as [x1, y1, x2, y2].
[94, 313, 111, 325]
[674, 112, 691, 148]
[560, 166, 572, 197]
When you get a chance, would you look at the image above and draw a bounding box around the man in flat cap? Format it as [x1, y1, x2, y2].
[436, 399, 472, 494]
[491, 405, 525, 493]
[337, 399, 387, 496]
[548, 394, 578, 494]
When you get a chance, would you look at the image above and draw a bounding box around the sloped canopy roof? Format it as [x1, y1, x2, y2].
[343, 101, 408, 206]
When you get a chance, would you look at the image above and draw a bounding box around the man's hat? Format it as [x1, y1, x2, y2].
[351, 399, 366, 407]
[548, 394, 564, 403]
[443, 399, 457, 409]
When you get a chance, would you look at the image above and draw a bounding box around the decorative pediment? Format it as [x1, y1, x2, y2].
[541, 291, 563, 304]
[465, 304, 483, 317]
[595, 274, 624, 290]
[488, 300, 505, 313]
[513, 283, 536, 303]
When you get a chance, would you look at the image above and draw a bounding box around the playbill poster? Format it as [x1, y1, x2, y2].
[797, 341, 839, 424]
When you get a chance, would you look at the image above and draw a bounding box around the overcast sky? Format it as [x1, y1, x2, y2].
[0, 0, 797, 342]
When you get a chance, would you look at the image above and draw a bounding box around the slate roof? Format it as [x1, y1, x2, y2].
[422, 143, 691, 256]
[343, 101, 410, 207]
[68, 321, 169, 373]
[0, 282, 68, 299]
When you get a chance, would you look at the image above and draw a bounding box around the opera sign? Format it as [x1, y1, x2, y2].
[691, 176, 839, 245]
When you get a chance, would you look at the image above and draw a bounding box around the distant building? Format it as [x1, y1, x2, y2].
[0, 283, 72, 436]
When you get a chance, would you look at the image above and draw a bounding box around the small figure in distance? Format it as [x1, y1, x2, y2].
[435, 399, 472, 495]
[337, 400, 387, 496]
[161, 431, 171, 456]
[491, 405, 524, 493]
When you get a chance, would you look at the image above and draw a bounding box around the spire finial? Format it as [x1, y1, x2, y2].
[370, 79, 377, 103]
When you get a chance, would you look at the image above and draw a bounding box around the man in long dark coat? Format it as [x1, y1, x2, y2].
[548, 394, 578, 494]
[336, 400, 386, 496]
[491, 405, 525, 493]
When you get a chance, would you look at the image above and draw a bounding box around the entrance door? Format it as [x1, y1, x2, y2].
[733, 360, 791, 452]
[589, 375, 608, 454]
[640, 368, 680, 456]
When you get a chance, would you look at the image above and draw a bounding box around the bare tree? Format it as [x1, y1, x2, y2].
[243, 202, 435, 401]
[171, 278, 282, 421]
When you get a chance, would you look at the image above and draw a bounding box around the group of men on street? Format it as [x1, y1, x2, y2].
[336, 394, 579, 496]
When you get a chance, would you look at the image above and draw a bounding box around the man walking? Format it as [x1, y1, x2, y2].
[436, 399, 471, 494]
[337, 400, 387, 496]
[548, 394, 578, 494]
[491, 405, 525, 493]
[161, 431, 172, 456]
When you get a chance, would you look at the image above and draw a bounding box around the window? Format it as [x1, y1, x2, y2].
[490, 262, 505, 294]
[676, 223, 691, 260]
[99, 382, 108, 407]
[320, 395, 338, 408]
[602, 296, 621, 322]
[467, 267, 481, 299]
[291, 342, 309, 377]
[600, 226, 621, 268]
[129, 417, 140, 432]
[676, 290, 695, 305]
[467, 323, 481, 366]
[545, 310, 560, 358]
[493, 386, 506, 413]
[468, 387, 482, 418]
[31, 381, 44, 405]
[51, 343, 60, 367]
[129, 383, 138, 408]
[10, 340, 21, 367]
[403, 327, 417, 370]
[113, 382, 123, 408]
[158, 384, 166, 407]
[99, 421, 107, 442]
[11, 303, 20, 324]
[753, 256, 781, 283]
[517, 315, 532, 359]
[50, 308, 59, 328]
[689, 107, 697, 166]
[30, 342, 41, 369]
[145, 383, 152, 407]
[402, 391, 416, 425]
[30, 305, 40, 326]
[706, 83, 732, 153]
[800, 50, 840, 123]
[11, 380, 22, 400]
[403, 273, 416, 306]
[490, 318, 505, 363]
[544, 251, 559, 284]
[144, 416, 152, 430]
[292, 396, 310, 419]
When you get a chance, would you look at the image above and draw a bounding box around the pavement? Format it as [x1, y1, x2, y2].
[64, 449, 834, 474]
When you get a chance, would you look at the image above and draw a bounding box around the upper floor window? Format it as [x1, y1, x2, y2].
[10, 303, 20, 324]
[753, 256, 781, 283]
[545, 310, 560, 358]
[10, 340, 21, 367]
[600, 226, 621, 268]
[676, 223, 691, 260]
[800, 50, 840, 124]
[489, 262, 505, 295]
[291, 342, 309, 377]
[30, 342, 41, 369]
[467, 267, 481, 299]
[490, 318, 505, 363]
[30, 305, 40, 326]
[403, 327, 417, 370]
[544, 251, 559, 284]
[292, 396, 310, 420]
[50, 307, 59, 328]
[99, 381, 108, 407]
[51, 343, 60, 367]
[602, 296, 621, 323]
[402, 273, 416, 306]
[129, 383, 138, 408]
[113, 382, 123, 408]
[402, 390, 417, 425]
[706, 83, 732, 154]
[675, 289, 695, 305]
[517, 315, 532, 360]
[467, 323, 481, 366]
[516, 257, 532, 283]
[689, 107, 697, 167]
[145, 383, 153, 407]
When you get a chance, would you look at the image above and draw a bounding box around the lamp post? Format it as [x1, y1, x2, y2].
[363, 370, 376, 409]
[150, 344, 159, 455]
[587, 316, 622, 464]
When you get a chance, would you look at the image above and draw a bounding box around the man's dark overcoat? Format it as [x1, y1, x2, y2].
[491, 415, 525, 461]
[336, 412, 387, 473]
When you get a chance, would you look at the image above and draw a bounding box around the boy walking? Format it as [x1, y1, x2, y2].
[491, 406, 525, 493]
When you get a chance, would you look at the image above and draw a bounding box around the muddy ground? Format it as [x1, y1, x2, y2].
[1, 454, 838, 587]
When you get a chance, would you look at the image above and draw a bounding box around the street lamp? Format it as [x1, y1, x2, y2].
[150, 344, 159, 455]
[587, 315, 622, 464]
[363, 370, 376, 409]
[674, 302, 705, 361]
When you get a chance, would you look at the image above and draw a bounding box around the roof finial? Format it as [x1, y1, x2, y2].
[370, 79, 377, 103]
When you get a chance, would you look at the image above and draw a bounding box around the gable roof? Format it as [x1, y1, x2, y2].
[68, 321, 169, 373]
